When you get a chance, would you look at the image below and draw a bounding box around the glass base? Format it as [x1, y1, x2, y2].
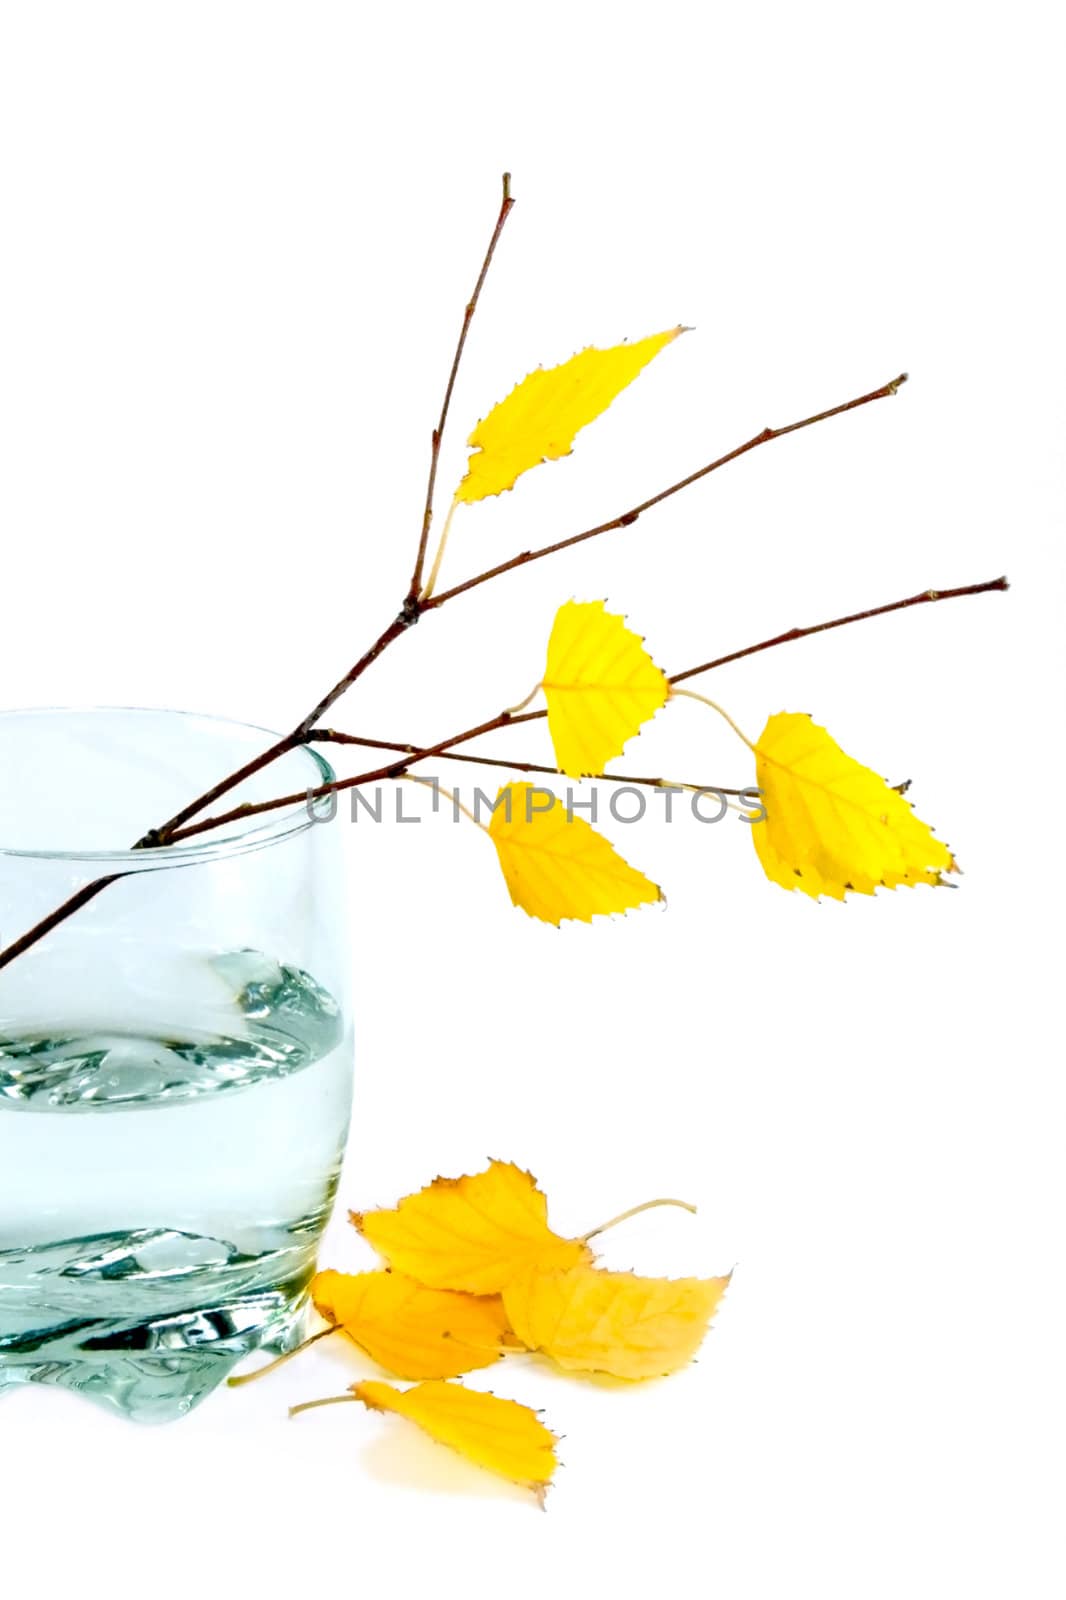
[0, 1278, 310, 1423]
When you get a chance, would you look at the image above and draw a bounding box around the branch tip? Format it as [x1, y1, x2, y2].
[410, 176, 516, 597]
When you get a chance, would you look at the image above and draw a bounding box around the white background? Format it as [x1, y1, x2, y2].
[1, 3, 1063, 1596]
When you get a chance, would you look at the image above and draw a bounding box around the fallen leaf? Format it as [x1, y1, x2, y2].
[543, 600, 669, 777]
[503, 1262, 730, 1379]
[455, 327, 685, 503]
[753, 711, 957, 900]
[489, 781, 662, 925]
[353, 1379, 558, 1503]
[311, 1269, 515, 1380]
[352, 1159, 591, 1294]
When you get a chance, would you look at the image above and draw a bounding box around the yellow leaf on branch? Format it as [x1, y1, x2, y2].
[351, 1159, 591, 1295]
[543, 600, 669, 777]
[753, 711, 957, 900]
[455, 327, 686, 503]
[353, 1380, 559, 1502]
[503, 1263, 730, 1379]
[311, 1269, 516, 1380]
[489, 781, 662, 925]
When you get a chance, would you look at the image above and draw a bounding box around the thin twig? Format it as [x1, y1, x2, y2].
[310, 729, 747, 795]
[422, 373, 910, 609]
[0, 875, 125, 970]
[140, 612, 412, 848]
[127, 180, 519, 844]
[309, 573, 1009, 796]
[165, 570, 1007, 842]
[669, 575, 1010, 683]
[296, 614, 415, 740]
[153, 393, 973, 844]
[0, 571, 1009, 972]
[167, 707, 538, 842]
[0, 710, 545, 974]
[409, 172, 515, 602]
[0, 180, 949, 972]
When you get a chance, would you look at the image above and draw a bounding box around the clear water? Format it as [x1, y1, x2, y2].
[0, 950, 352, 1422]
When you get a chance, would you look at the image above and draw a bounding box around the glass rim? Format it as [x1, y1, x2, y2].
[0, 705, 337, 866]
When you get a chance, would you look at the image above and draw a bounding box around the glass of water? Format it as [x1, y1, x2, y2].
[0, 708, 353, 1421]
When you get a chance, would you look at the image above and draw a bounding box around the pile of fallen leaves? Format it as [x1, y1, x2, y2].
[232, 1160, 730, 1506]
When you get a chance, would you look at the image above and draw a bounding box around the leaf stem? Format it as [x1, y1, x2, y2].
[670, 687, 756, 751]
[502, 682, 544, 716]
[309, 730, 748, 795]
[420, 497, 459, 603]
[226, 1325, 339, 1388]
[289, 1393, 360, 1419]
[582, 1196, 698, 1244]
[403, 773, 489, 832]
[409, 172, 516, 602]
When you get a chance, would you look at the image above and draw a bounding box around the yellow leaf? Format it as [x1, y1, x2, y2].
[311, 1269, 515, 1380]
[353, 1380, 558, 1502]
[503, 1263, 730, 1380]
[753, 711, 957, 900]
[488, 781, 662, 925]
[351, 1159, 592, 1295]
[456, 327, 685, 503]
[543, 600, 669, 777]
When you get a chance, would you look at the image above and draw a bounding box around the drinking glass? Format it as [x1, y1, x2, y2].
[0, 708, 353, 1421]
